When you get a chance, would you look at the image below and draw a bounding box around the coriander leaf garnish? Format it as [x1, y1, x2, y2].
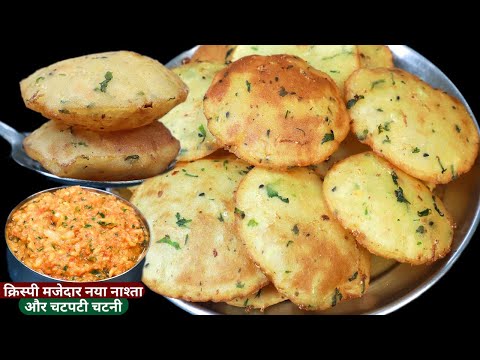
[412, 147, 420, 153]
[234, 207, 245, 219]
[417, 209, 431, 217]
[348, 272, 358, 282]
[279, 87, 288, 97]
[181, 169, 198, 178]
[157, 235, 180, 250]
[371, 79, 385, 89]
[247, 219, 259, 227]
[416, 225, 426, 234]
[455, 124, 461, 133]
[331, 288, 343, 307]
[357, 129, 369, 141]
[265, 184, 289, 203]
[175, 213, 192, 228]
[292, 224, 299, 235]
[217, 213, 224, 222]
[246, 80, 251, 92]
[125, 154, 140, 162]
[321, 130, 335, 144]
[346, 94, 364, 109]
[198, 124, 207, 143]
[286, 240, 294, 247]
[391, 171, 399, 186]
[236, 281, 245, 289]
[395, 187, 410, 204]
[432, 196, 444, 217]
[97, 71, 113, 93]
[436, 156, 447, 174]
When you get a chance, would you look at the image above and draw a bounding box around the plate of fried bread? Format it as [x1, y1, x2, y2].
[16, 45, 479, 314]
[128, 45, 479, 315]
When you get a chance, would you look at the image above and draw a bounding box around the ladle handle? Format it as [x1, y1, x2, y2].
[0, 121, 23, 146]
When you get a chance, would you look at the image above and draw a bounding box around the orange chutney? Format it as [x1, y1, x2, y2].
[6, 186, 148, 281]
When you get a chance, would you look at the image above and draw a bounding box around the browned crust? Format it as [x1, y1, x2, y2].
[191, 45, 236, 63]
[323, 151, 454, 265]
[344, 68, 479, 184]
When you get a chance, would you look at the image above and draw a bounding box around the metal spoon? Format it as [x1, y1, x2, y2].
[0, 120, 151, 188]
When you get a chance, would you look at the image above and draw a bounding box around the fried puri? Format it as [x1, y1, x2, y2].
[358, 45, 394, 68]
[323, 152, 454, 264]
[23, 120, 179, 181]
[191, 45, 235, 63]
[235, 167, 370, 310]
[204, 55, 350, 169]
[345, 68, 479, 184]
[131, 156, 268, 302]
[226, 283, 287, 311]
[230, 45, 360, 93]
[20, 51, 188, 131]
[160, 61, 224, 161]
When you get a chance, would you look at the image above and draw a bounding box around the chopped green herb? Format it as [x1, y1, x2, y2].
[97, 221, 114, 227]
[225, 48, 234, 62]
[137, 91, 145, 96]
[391, 73, 396, 85]
[59, 109, 70, 114]
[181, 169, 198, 177]
[84, 224, 92, 228]
[125, 155, 140, 161]
[417, 209, 431, 217]
[255, 289, 262, 298]
[285, 110, 291, 118]
[35, 76, 45, 84]
[432, 196, 444, 217]
[251, 46, 258, 51]
[285, 270, 292, 274]
[321, 130, 335, 144]
[223, 160, 229, 170]
[97, 71, 113, 92]
[412, 147, 420, 153]
[246, 80, 251, 92]
[357, 129, 369, 141]
[184, 234, 189, 245]
[157, 235, 180, 250]
[332, 186, 337, 192]
[376, 108, 384, 112]
[346, 94, 364, 109]
[416, 225, 426, 234]
[292, 224, 299, 235]
[451, 165, 457, 180]
[247, 219, 259, 227]
[175, 213, 192, 228]
[265, 184, 289, 203]
[423, 153, 429, 157]
[243, 298, 249, 307]
[436, 156, 447, 173]
[217, 213, 224, 222]
[391, 171, 399, 186]
[383, 135, 391, 144]
[377, 121, 392, 134]
[234, 207, 245, 219]
[395, 187, 410, 204]
[198, 124, 207, 143]
[236, 281, 245, 289]
[90, 269, 101, 276]
[455, 124, 461, 133]
[279, 87, 288, 97]
[348, 272, 358, 281]
[417, 241, 422, 245]
[286, 240, 294, 247]
[331, 288, 343, 307]
[371, 79, 385, 89]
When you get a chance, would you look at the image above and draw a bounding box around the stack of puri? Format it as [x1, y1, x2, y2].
[126, 45, 478, 313]
[21, 51, 188, 181]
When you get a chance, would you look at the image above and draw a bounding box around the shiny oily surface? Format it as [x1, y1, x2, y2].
[164, 45, 480, 314]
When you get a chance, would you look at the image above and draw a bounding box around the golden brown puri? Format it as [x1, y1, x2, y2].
[230, 45, 360, 93]
[358, 45, 394, 68]
[204, 54, 350, 169]
[191, 45, 236, 63]
[130, 156, 268, 302]
[235, 167, 370, 311]
[345, 67, 479, 184]
[323, 152, 454, 265]
[226, 283, 287, 311]
[160, 61, 224, 161]
[23, 121, 179, 181]
[20, 51, 188, 131]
